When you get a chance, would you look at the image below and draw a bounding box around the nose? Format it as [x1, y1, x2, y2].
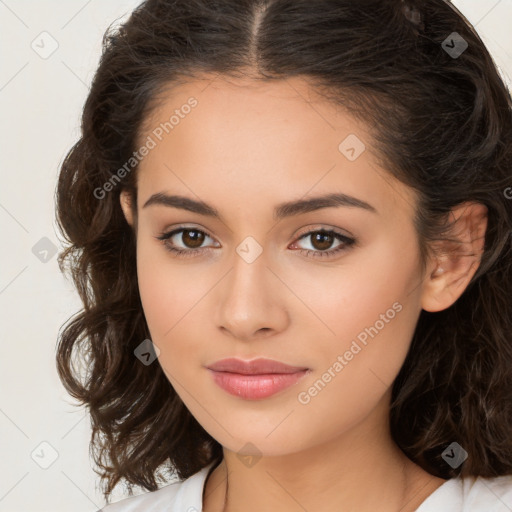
[214, 249, 290, 342]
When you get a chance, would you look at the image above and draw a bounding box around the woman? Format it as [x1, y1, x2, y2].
[55, 0, 512, 510]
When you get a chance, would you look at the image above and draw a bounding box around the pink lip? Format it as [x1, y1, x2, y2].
[206, 358, 310, 400]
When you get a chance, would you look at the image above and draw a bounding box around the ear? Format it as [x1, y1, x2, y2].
[120, 189, 135, 227]
[421, 201, 488, 313]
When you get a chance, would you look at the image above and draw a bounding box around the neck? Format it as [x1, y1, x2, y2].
[202, 396, 446, 512]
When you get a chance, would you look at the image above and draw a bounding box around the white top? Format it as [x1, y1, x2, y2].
[97, 462, 512, 511]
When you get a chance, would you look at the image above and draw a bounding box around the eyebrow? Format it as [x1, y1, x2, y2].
[142, 192, 377, 221]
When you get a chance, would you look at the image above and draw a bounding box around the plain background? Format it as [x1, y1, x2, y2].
[0, 1, 511, 511]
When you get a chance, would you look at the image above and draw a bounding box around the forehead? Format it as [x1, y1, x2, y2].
[136, 74, 417, 220]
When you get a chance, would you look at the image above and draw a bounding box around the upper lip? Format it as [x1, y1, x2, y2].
[206, 358, 308, 375]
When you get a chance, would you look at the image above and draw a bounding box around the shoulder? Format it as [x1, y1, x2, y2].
[417, 474, 512, 511]
[95, 480, 182, 512]
[461, 474, 512, 511]
[94, 462, 216, 512]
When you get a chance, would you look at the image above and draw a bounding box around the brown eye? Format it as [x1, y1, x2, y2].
[156, 226, 355, 260]
[181, 229, 205, 249]
[291, 229, 356, 259]
[155, 227, 219, 257]
[310, 231, 335, 251]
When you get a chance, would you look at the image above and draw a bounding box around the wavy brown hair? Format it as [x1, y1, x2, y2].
[55, 0, 512, 502]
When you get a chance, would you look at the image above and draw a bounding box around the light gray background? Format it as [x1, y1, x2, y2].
[0, 1, 511, 511]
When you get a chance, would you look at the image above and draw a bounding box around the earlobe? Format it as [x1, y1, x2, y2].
[421, 202, 488, 313]
[120, 190, 134, 227]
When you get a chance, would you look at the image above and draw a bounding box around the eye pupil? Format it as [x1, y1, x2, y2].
[183, 229, 204, 248]
[312, 232, 334, 250]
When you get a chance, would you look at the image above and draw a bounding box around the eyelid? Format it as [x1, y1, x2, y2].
[293, 224, 355, 240]
[160, 223, 216, 240]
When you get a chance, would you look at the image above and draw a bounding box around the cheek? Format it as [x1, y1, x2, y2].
[281, 251, 421, 449]
[136, 239, 210, 338]
[281, 232, 420, 341]
[285, 234, 422, 390]
[135, 239, 223, 392]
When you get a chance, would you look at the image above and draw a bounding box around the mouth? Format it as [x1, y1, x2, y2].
[206, 358, 310, 400]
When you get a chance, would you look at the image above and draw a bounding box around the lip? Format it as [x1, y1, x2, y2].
[207, 357, 308, 374]
[206, 358, 310, 400]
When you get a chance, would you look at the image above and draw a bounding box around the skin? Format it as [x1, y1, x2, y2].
[120, 74, 488, 512]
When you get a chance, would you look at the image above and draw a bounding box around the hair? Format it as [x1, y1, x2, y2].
[55, 0, 512, 502]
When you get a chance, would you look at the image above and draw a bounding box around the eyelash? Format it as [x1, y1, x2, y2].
[155, 226, 356, 259]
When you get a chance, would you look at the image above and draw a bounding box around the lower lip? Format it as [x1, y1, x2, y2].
[208, 369, 309, 400]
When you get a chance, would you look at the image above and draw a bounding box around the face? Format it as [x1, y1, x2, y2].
[120, 74, 429, 456]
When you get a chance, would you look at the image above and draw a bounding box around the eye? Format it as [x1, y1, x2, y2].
[155, 226, 356, 259]
[290, 229, 356, 259]
[155, 227, 219, 258]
